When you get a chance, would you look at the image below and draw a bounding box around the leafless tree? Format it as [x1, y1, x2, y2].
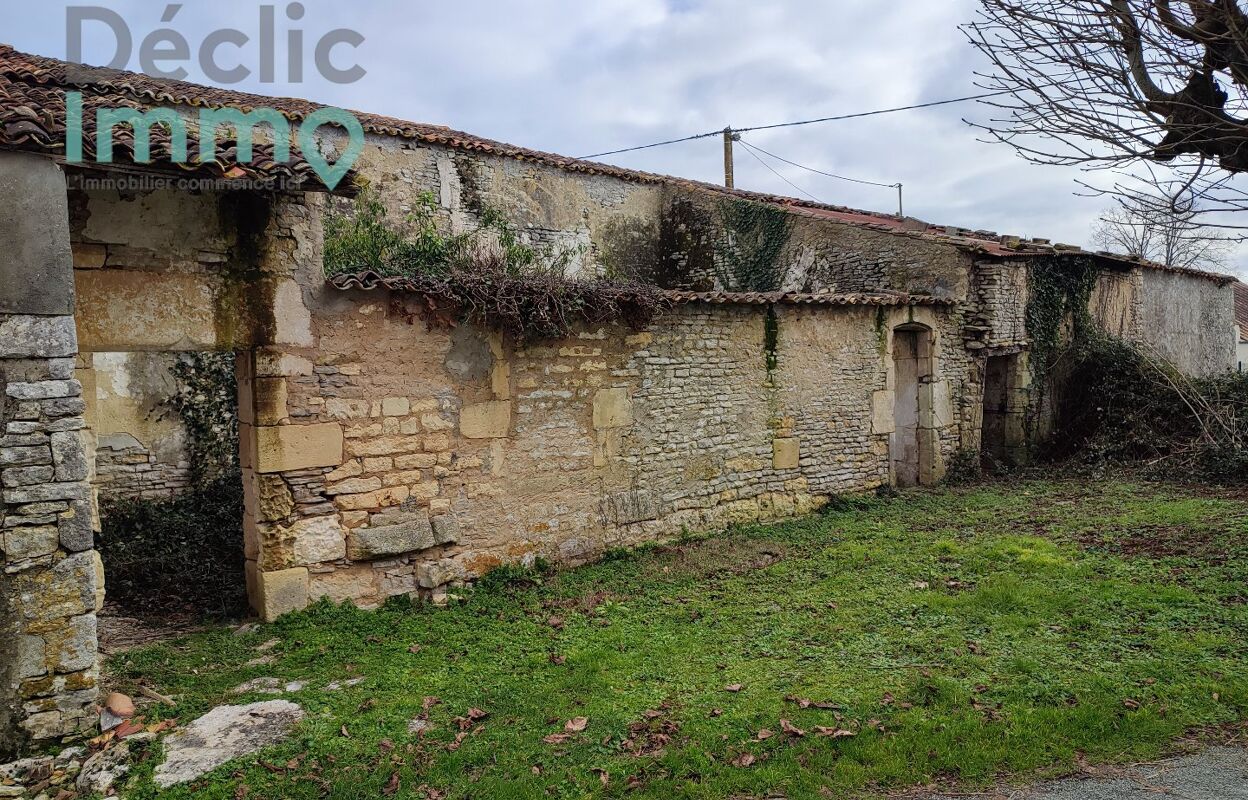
[1091, 201, 1234, 267]
[964, 1, 1248, 226]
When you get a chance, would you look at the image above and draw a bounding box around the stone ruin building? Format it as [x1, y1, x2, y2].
[0, 45, 1236, 753]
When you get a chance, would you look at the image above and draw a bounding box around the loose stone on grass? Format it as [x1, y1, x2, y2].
[153, 700, 305, 788]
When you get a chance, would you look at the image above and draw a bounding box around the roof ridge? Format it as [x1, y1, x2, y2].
[0, 44, 1236, 284]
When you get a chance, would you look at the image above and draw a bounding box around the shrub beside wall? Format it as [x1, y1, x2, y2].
[98, 352, 246, 618]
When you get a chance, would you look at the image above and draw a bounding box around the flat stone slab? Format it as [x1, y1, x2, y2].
[914, 746, 1248, 800]
[153, 700, 304, 789]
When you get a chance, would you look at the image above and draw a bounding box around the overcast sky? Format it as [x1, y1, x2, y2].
[7, 0, 1246, 273]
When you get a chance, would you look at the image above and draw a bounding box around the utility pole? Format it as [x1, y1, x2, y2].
[896, 183, 904, 217]
[723, 127, 737, 189]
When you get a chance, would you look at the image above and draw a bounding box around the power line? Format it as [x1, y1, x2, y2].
[737, 140, 823, 203]
[733, 90, 1010, 134]
[579, 130, 722, 160]
[577, 90, 1008, 160]
[737, 137, 899, 189]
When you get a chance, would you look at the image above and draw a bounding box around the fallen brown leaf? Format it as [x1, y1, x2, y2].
[340, 725, 351, 738]
[114, 717, 147, 739]
[592, 768, 609, 787]
[779, 719, 806, 737]
[813, 726, 856, 738]
[756, 728, 774, 741]
[724, 684, 743, 693]
[422, 696, 441, 711]
[565, 717, 589, 733]
[467, 708, 489, 721]
[1123, 698, 1142, 710]
[709, 708, 723, 718]
[382, 773, 401, 797]
[549, 653, 567, 665]
[731, 753, 756, 768]
[542, 733, 572, 745]
[547, 616, 565, 629]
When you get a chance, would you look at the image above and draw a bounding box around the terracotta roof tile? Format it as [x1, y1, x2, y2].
[0, 43, 1236, 284]
[0, 44, 351, 190]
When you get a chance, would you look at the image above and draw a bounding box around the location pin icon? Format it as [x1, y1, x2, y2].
[298, 107, 365, 190]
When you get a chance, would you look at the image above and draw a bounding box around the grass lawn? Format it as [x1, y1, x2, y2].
[110, 480, 1248, 799]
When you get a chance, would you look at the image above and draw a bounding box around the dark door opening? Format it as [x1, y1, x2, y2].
[891, 325, 933, 488]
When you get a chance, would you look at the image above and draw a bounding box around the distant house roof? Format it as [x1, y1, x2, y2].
[0, 43, 1235, 285]
[1235, 283, 1248, 343]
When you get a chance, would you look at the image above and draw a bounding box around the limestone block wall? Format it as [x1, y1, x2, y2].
[1, 152, 101, 757]
[336, 134, 978, 300]
[83, 352, 193, 501]
[240, 287, 969, 620]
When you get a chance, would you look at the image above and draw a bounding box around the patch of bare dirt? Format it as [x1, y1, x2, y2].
[1071, 524, 1229, 562]
[97, 602, 219, 655]
[647, 538, 786, 580]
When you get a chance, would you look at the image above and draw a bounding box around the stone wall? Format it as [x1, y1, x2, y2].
[1136, 268, 1235, 376]
[236, 286, 969, 619]
[82, 352, 193, 501]
[332, 134, 978, 299]
[1, 152, 101, 757]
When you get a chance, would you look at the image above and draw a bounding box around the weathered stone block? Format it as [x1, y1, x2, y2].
[55, 614, 97, 673]
[256, 567, 309, 622]
[0, 315, 78, 359]
[3, 525, 59, 560]
[334, 486, 409, 511]
[271, 279, 313, 347]
[416, 558, 466, 589]
[253, 377, 289, 426]
[592, 388, 632, 430]
[325, 477, 382, 496]
[309, 567, 379, 605]
[0, 446, 51, 467]
[395, 453, 437, 470]
[50, 431, 90, 482]
[344, 435, 424, 457]
[74, 270, 225, 351]
[17, 635, 47, 680]
[251, 473, 295, 522]
[5, 380, 80, 401]
[871, 390, 896, 435]
[431, 514, 459, 546]
[0, 152, 73, 315]
[460, 401, 511, 439]
[58, 499, 94, 553]
[2, 465, 54, 487]
[382, 397, 410, 417]
[255, 351, 313, 378]
[255, 423, 343, 473]
[289, 516, 346, 566]
[325, 399, 370, 420]
[347, 512, 434, 560]
[773, 438, 800, 470]
[4, 481, 89, 504]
